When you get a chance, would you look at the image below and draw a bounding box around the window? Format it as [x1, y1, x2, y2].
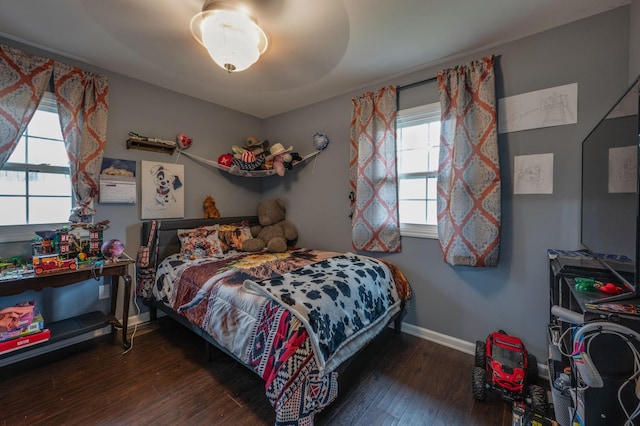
[396, 102, 441, 238]
[0, 92, 72, 227]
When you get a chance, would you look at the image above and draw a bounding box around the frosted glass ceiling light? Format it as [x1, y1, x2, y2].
[191, 1, 268, 73]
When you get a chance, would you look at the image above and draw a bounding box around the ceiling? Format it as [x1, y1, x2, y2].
[0, 0, 631, 119]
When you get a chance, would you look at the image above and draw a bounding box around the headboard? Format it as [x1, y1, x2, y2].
[141, 216, 259, 266]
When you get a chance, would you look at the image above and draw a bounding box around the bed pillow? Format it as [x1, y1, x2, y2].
[177, 225, 224, 260]
[218, 221, 253, 252]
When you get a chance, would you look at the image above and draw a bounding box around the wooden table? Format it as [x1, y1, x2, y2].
[0, 259, 132, 349]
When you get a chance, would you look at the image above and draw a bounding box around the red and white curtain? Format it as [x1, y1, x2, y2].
[0, 44, 109, 217]
[54, 63, 109, 216]
[349, 86, 401, 252]
[0, 45, 54, 166]
[437, 56, 501, 266]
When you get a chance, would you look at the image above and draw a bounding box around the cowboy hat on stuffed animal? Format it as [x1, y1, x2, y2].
[245, 136, 269, 156]
[266, 142, 294, 161]
[267, 143, 294, 176]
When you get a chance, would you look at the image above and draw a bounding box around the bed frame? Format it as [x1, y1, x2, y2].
[141, 216, 259, 363]
[140, 216, 405, 366]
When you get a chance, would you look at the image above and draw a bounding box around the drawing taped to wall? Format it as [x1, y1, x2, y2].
[514, 153, 553, 194]
[609, 146, 637, 193]
[498, 83, 577, 134]
[141, 160, 184, 219]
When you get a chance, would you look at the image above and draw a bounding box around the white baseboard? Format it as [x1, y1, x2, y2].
[399, 322, 549, 379]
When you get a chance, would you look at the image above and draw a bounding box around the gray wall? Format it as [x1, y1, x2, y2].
[0, 38, 265, 321]
[262, 7, 631, 361]
[0, 6, 634, 362]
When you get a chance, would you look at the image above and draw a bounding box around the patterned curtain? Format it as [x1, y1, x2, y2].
[0, 45, 54, 167]
[53, 62, 109, 217]
[349, 86, 401, 252]
[437, 56, 501, 267]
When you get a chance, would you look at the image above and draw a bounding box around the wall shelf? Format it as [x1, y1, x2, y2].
[126, 137, 177, 155]
[178, 150, 322, 177]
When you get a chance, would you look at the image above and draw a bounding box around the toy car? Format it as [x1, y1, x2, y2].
[32, 254, 78, 275]
[472, 330, 547, 412]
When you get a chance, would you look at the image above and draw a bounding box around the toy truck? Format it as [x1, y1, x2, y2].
[472, 330, 547, 413]
[32, 254, 78, 275]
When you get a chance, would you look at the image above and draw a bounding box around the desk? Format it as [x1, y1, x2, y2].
[0, 260, 132, 349]
[549, 252, 640, 425]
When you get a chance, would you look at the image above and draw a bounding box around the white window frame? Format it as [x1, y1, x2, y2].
[0, 92, 72, 241]
[396, 102, 441, 239]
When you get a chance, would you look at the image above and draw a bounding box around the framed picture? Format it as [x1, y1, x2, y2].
[140, 160, 184, 219]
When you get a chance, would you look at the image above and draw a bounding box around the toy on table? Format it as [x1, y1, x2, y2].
[32, 254, 78, 275]
[574, 277, 623, 294]
[101, 239, 125, 262]
[574, 277, 597, 291]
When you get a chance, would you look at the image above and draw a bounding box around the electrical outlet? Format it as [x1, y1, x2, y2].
[99, 285, 109, 300]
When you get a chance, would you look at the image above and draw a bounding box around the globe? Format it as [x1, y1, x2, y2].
[101, 239, 125, 260]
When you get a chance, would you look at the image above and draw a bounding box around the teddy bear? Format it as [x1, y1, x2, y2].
[203, 195, 220, 218]
[242, 198, 298, 253]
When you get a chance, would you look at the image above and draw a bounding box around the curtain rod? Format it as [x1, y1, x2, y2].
[397, 76, 437, 91]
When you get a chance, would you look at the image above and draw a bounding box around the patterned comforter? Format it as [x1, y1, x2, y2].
[152, 248, 411, 425]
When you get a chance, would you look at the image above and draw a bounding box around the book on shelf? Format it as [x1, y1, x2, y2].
[0, 329, 50, 355]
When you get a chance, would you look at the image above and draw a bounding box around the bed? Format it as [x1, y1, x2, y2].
[136, 216, 411, 425]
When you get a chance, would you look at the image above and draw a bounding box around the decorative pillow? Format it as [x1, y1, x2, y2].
[218, 221, 253, 252]
[178, 225, 224, 260]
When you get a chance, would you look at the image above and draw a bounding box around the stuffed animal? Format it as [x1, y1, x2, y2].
[267, 143, 294, 176]
[283, 152, 302, 171]
[242, 198, 298, 253]
[203, 195, 220, 218]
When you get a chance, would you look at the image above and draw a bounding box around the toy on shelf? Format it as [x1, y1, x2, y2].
[225, 136, 270, 171]
[29, 220, 112, 274]
[126, 131, 178, 155]
[266, 143, 294, 176]
[101, 239, 125, 263]
[32, 254, 78, 275]
[203, 195, 220, 218]
[179, 133, 328, 178]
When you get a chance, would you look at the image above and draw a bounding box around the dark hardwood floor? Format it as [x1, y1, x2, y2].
[1, 319, 520, 425]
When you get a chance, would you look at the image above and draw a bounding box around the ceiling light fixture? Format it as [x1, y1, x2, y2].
[190, 0, 268, 73]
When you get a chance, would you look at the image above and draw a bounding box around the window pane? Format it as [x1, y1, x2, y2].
[399, 200, 426, 224]
[427, 144, 440, 171]
[0, 170, 26, 195]
[0, 197, 27, 226]
[397, 101, 441, 237]
[27, 109, 63, 140]
[426, 178, 438, 225]
[28, 138, 68, 167]
[6, 136, 26, 164]
[427, 177, 437, 200]
[398, 149, 428, 174]
[0, 95, 71, 226]
[399, 124, 428, 149]
[426, 199, 438, 226]
[399, 178, 426, 200]
[29, 197, 71, 224]
[29, 172, 72, 196]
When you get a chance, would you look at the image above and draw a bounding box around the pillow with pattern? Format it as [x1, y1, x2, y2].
[218, 221, 253, 252]
[178, 225, 224, 260]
